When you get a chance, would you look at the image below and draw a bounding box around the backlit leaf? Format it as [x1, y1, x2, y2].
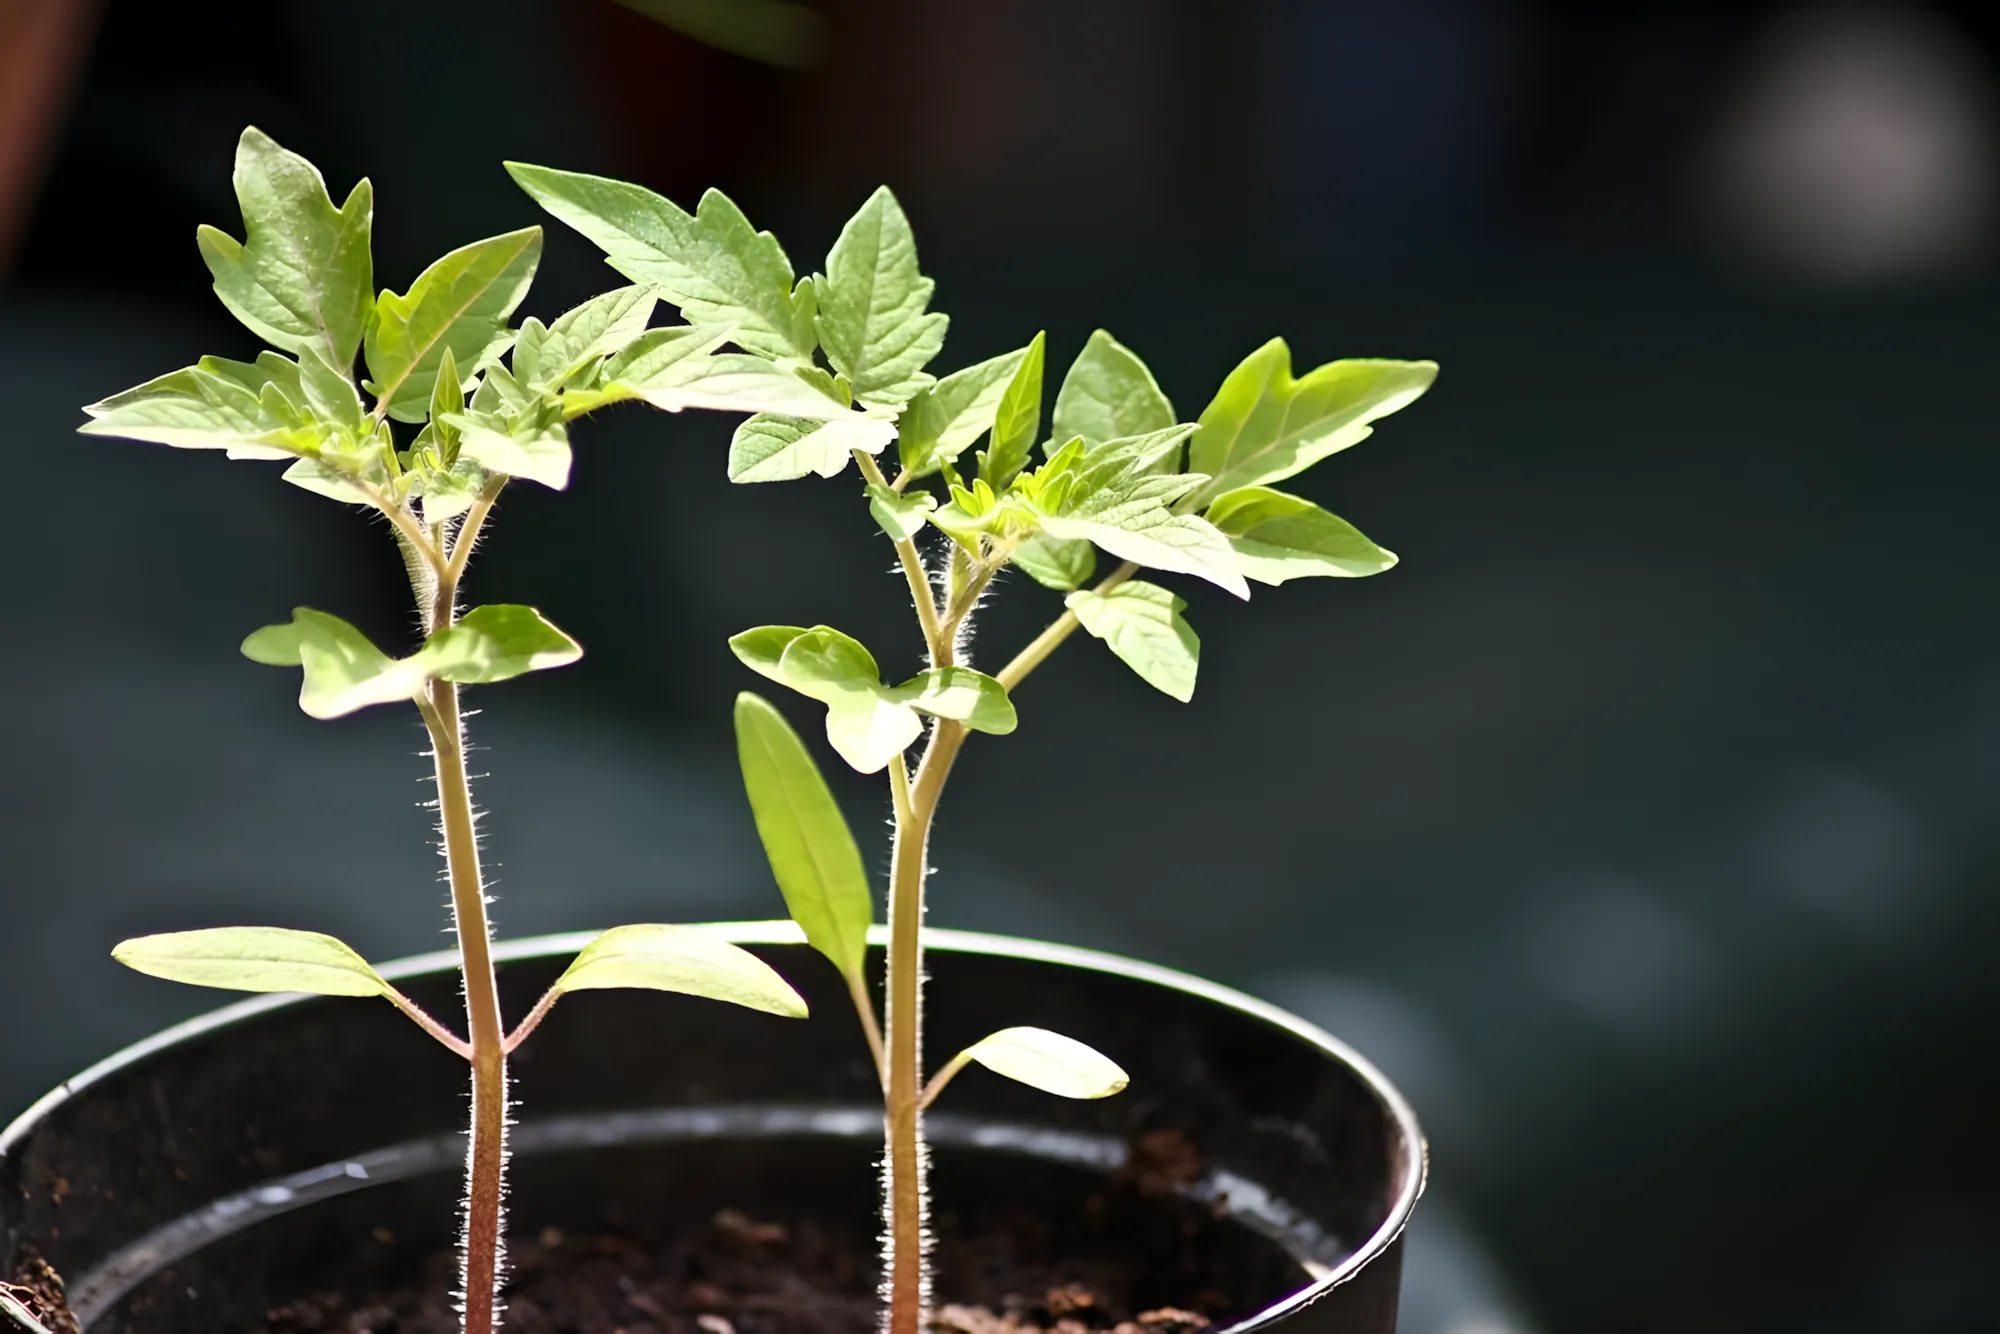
[977, 331, 1044, 490]
[196, 128, 373, 367]
[506, 164, 815, 360]
[423, 605, 583, 683]
[80, 355, 324, 460]
[1188, 339, 1435, 505]
[113, 927, 388, 997]
[815, 186, 947, 406]
[1009, 534, 1096, 591]
[241, 607, 420, 718]
[1206, 486, 1397, 584]
[891, 666, 1017, 734]
[1065, 580, 1199, 702]
[728, 411, 895, 482]
[1040, 504, 1248, 599]
[733, 692, 873, 980]
[957, 1026, 1128, 1099]
[1051, 329, 1173, 447]
[554, 924, 807, 1017]
[867, 483, 937, 542]
[365, 227, 543, 422]
[896, 343, 1030, 480]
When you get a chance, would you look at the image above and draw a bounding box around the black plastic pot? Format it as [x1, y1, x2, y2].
[1, 926, 1424, 1332]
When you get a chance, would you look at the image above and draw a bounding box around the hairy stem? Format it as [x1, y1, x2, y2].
[855, 450, 946, 659]
[408, 506, 508, 1334]
[883, 716, 970, 1334]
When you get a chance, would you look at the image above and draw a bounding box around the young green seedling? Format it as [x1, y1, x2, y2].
[509, 167, 1435, 1331]
[75, 128, 922, 1334]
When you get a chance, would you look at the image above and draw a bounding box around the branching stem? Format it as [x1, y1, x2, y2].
[855, 449, 947, 658]
[384, 984, 474, 1060]
[995, 560, 1138, 691]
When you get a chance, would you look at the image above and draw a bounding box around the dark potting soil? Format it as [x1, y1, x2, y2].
[254, 1208, 1218, 1334]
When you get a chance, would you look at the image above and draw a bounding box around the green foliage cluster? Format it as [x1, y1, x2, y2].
[78, 125, 1434, 1334]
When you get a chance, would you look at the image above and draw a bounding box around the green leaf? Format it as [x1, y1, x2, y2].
[1188, 340, 1435, 505]
[733, 693, 873, 980]
[1051, 329, 1173, 447]
[1040, 504, 1248, 599]
[195, 128, 373, 367]
[451, 411, 572, 489]
[424, 605, 583, 683]
[365, 227, 543, 422]
[896, 344, 1030, 480]
[113, 926, 389, 997]
[1009, 534, 1096, 591]
[815, 186, 948, 407]
[1065, 580, 1199, 701]
[296, 347, 363, 428]
[80, 356, 324, 460]
[243, 605, 580, 718]
[241, 607, 420, 718]
[728, 624, 1016, 772]
[728, 411, 896, 482]
[506, 164, 815, 361]
[892, 666, 1017, 734]
[554, 924, 807, 1017]
[977, 331, 1044, 490]
[957, 1026, 1128, 1099]
[1206, 486, 1397, 584]
[867, 482, 936, 542]
[282, 458, 373, 504]
[522, 285, 658, 392]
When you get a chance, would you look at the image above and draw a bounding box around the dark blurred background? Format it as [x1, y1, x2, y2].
[6, 1, 2000, 1330]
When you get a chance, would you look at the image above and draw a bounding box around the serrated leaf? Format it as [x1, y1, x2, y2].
[1009, 534, 1096, 591]
[526, 286, 658, 393]
[1052, 329, 1174, 447]
[956, 1026, 1128, 1100]
[733, 693, 873, 980]
[365, 227, 543, 422]
[977, 331, 1044, 490]
[867, 482, 936, 542]
[506, 164, 814, 360]
[1040, 505, 1247, 599]
[81, 357, 324, 460]
[554, 924, 807, 1017]
[195, 128, 373, 367]
[282, 457, 373, 504]
[423, 605, 582, 683]
[113, 926, 389, 997]
[891, 666, 1016, 734]
[897, 344, 1030, 480]
[728, 412, 895, 482]
[1066, 580, 1199, 701]
[815, 186, 948, 406]
[1188, 340, 1435, 505]
[1206, 486, 1397, 584]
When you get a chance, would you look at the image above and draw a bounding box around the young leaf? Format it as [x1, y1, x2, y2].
[423, 605, 583, 683]
[1009, 534, 1096, 591]
[195, 128, 374, 368]
[1051, 329, 1174, 447]
[733, 692, 874, 981]
[976, 331, 1044, 490]
[1187, 340, 1436, 505]
[1206, 486, 1398, 584]
[1039, 503, 1248, 599]
[896, 343, 1030, 480]
[815, 186, 948, 407]
[283, 458, 374, 505]
[867, 482, 937, 542]
[1065, 580, 1199, 702]
[955, 1027, 1129, 1100]
[364, 227, 543, 422]
[729, 412, 896, 483]
[506, 164, 815, 361]
[730, 624, 928, 773]
[242, 607, 424, 718]
[553, 924, 807, 1017]
[891, 666, 1017, 734]
[80, 358, 323, 459]
[532, 286, 658, 390]
[452, 413, 573, 489]
[113, 927, 389, 997]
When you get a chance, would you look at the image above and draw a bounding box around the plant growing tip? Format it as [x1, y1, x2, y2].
[500, 164, 1435, 1332]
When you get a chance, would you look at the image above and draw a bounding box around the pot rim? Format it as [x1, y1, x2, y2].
[3, 922, 1426, 1322]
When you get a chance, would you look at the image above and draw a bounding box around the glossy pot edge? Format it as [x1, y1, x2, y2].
[3, 922, 1427, 1325]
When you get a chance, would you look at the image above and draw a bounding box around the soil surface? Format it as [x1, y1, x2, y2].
[254, 1208, 1217, 1334]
